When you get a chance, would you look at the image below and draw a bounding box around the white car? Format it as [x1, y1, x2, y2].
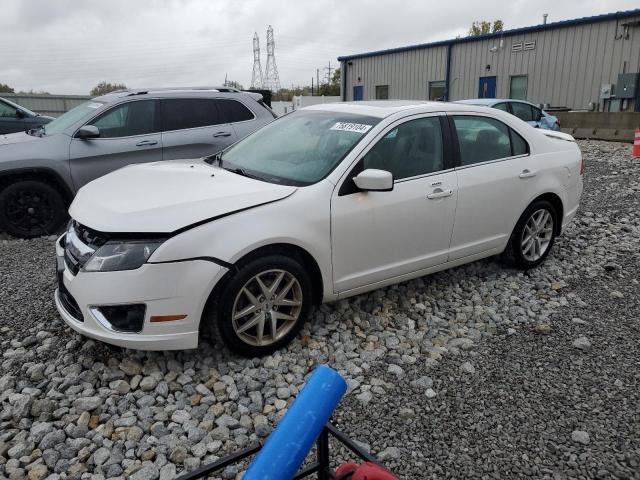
[55, 101, 584, 356]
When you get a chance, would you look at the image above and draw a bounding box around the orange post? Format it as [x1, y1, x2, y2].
[634, 128, 640, 158]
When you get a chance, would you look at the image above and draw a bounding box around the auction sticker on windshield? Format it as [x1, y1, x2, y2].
[330, 122, 372, 134]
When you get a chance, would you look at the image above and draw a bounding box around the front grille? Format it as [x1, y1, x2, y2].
[58, 278, 84, 322]
[74, 222, 108, 249]
[64, 221, 107, 274]
[64, 248, 81, 275]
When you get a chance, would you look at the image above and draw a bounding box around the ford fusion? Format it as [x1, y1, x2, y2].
[55, 101, 583, 357]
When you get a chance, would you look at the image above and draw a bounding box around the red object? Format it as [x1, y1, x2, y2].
[335, 462, 398, 480]
[633, 128, 640, 158]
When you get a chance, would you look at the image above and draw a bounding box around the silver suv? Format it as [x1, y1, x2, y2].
[0, 87, 276, 238]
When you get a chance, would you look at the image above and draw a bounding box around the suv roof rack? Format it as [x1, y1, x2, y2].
[122, 86, 245, 96]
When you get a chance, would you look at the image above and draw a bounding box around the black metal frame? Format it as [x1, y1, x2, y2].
[176, 422, 380, 480]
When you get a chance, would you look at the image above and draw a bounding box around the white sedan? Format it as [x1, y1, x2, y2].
[55, 101, 583, 356]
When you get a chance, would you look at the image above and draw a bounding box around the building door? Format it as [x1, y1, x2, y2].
[478, 76, 496, 98]
[353, 86, 364, 101]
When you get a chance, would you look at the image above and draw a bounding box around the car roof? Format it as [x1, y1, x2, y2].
[456, 98, 537, 106]
[92, 87, 259, 103]
[302, 100, 491, 118]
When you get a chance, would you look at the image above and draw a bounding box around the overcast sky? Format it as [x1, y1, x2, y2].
[1, 0, 638, 94]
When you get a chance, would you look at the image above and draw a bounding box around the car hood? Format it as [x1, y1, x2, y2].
[69, 159, 297, 233]
[0, 131, 42, 146]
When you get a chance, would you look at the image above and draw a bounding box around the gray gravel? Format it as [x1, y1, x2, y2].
[1, 140, 638, 479]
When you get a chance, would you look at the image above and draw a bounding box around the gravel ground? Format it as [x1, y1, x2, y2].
[0, 140, 639, 480]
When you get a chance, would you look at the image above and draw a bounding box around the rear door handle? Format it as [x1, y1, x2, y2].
[427, 189, 453, 200]
[213, 132, 232, 138]
[136, 140, 157, 147]
[519, 169, 537, 179]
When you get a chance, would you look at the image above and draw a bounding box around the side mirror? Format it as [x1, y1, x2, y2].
[15, 109, 26, 118]
[76, 125, 100, 139]
[353, 169, 393, 192]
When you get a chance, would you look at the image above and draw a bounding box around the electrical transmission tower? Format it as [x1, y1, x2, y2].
[263, 25, 281, 92]
[250, 32, 263, 89]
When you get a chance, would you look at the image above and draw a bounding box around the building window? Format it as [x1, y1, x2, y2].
[429, 81, 446, 101]
[510, 75, 528, 100]
[376, 85, 389, 100]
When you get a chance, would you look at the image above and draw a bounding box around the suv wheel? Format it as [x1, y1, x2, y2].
[210, 254, 312, 357]
[504, 199, 557, 269]
[0, 180, 67, 238]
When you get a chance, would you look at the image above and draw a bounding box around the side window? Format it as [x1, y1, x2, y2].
[531, 107, 543, 121]
[0, 101, 17, 118]
[493, 102, 510, 112]
[91, 100, 157, 138]
[453, 116, 512, 165]
[161, 99, 223, 131]
[362, 116, 444, 180]
[510, 102, 535, 122]
[217, 100, 254, 123]
[511, 129, 529, 156]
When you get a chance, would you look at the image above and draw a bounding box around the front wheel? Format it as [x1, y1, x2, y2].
[504, 200, 557, 269]
[210, 254, 312, 357]
[0, 180, 67, 238]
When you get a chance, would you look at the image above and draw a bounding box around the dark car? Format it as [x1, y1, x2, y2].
[0, 87, 276, 238]
[0, 97, 54, 135]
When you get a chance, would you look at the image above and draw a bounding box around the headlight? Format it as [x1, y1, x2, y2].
[82, 240, 164, 272]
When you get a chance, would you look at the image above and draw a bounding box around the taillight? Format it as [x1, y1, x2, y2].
[580, 154, 585, 175]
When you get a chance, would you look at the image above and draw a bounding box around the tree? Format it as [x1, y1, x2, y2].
[90, 81, 127, 96]
[224, 80, 244, 90]
[0, 83, 15, 93]
[318, 68, 340, 96]
[469, 20, 504, 36]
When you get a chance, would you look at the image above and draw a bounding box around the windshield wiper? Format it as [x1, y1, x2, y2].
[204, 151, 223, 165]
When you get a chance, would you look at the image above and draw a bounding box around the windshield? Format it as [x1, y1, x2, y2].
[43, 101, 105, 135]
[217, 110, 381, 186]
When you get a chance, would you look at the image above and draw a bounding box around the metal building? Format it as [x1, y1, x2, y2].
[338, 9, 640, 112]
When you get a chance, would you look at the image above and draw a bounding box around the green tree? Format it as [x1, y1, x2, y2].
[469, 20, 504, 36]
[224, 80, 244, 90]
[0, 83, 15, 93]
[318, 68, 340, 96]
[90, 81, 127, 96]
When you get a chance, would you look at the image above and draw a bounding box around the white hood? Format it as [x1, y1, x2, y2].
[70, 159, 296, 233]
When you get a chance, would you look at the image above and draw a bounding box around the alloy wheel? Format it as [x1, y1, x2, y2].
[4, 188, 56, 236]
[520, 208, 554, 262]
[231, 269, 303, 347]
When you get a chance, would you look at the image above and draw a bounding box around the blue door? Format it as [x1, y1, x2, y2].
[478, 76, 496, 98]
[353, 86, 364, 101]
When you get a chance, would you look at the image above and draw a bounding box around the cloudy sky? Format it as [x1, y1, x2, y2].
[1, 0, 638, 94]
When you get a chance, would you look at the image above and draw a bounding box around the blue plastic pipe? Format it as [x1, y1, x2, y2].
[243, 365, 347, 480]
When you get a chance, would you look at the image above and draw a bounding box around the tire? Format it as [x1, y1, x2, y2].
[0, 180, 67, 238]
[209, 254, 313, 357]
[504, 199, 557, 270]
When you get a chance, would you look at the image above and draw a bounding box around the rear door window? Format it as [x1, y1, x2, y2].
[161, 98, 224, 131]
[453, 115, 528, 166]
[217, 99, 255, 123]
[493, 102, 510, 112]
[91, 100, 157, 138]
[510, 102, 535, 122]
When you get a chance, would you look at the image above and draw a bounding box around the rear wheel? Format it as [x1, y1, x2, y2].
[210, 254, 312, 357]
[504, 200, 557, 269]
[0, 180, 67, 238]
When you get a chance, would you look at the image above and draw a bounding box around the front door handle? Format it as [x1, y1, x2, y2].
[519, 169, 537, 179]
[427, 188, 453, 200]
[213, 132, 232, 138]
[136, 140, 158, 147]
